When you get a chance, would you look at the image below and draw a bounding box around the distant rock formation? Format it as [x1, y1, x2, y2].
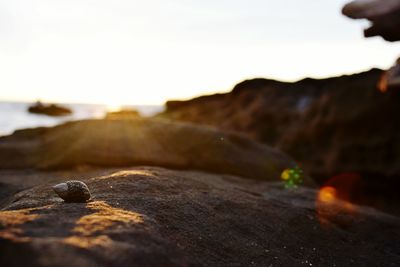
[105, 109, 141, 119]
[158, 69, 400, 213]
[28, 101, 72, 117]
[342, 0, 400, 41]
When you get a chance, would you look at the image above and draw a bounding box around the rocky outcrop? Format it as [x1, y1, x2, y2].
[158, 69, 400, 212]
[342, 0, 400, 41]
[28, 102, 72, 117]
[0, 166, 399, 267]
[0, 118, 295, 182]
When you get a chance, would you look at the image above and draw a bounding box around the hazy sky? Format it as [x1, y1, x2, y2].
[0, 0, 398, 105]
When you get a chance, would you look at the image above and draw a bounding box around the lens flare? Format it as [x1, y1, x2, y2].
[281, 166, 304, 189]
[378, 72, 388, 93]
[106, 103, 122, 112]
[318, 186, 337, 203]
[281, 169, 291, 180]
[316, 173, 361, 226]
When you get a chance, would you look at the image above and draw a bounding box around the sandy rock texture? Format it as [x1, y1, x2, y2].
[0, 167, 399, 267]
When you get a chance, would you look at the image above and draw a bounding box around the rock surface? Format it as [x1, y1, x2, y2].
[28, 102, 72, 117]
[158, 69, 400, 213]
[0, 166, 399, 267]
[0, 118, 295, 182]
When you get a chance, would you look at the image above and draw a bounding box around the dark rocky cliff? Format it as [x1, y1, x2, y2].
[159, 69, 400, 212]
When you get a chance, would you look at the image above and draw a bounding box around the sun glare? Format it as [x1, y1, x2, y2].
[106, 103, 123, 113]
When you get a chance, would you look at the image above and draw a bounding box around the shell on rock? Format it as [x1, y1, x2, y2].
[53, 180, 91, 203]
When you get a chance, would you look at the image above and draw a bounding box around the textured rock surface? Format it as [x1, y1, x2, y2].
[0, 167, 399, 267]
[0, 118, 295, 182]
[158, 69, 400, 213]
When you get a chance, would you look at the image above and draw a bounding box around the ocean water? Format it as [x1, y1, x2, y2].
[0, 102, 163, 136]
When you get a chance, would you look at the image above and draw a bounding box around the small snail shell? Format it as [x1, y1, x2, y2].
[53, 180, 91, 203]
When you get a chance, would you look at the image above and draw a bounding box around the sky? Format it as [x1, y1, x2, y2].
[0, 0, 398, 105]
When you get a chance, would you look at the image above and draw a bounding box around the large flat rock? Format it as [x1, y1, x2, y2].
[0, 167, 399, 266]
[0, 118, 295, 182]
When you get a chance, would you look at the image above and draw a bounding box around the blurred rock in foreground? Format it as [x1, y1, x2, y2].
[0, 167, 399, 267]
[342, 0, 400, 41]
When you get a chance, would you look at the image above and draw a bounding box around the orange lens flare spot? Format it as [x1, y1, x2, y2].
[318, 186, 337, 203]
[378, 72, 388, 93]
